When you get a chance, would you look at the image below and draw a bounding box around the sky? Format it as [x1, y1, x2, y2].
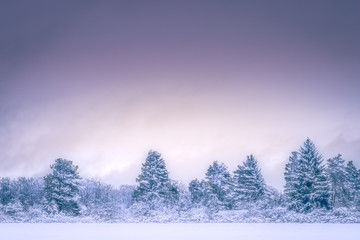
[1, 0, 360, 189]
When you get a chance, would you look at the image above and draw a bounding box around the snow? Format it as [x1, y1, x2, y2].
[0, 223, 359, 240]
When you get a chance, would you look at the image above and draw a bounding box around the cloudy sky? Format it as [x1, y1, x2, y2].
[1, 1, 360, 189]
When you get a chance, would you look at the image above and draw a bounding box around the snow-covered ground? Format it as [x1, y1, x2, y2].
[0, 223, 359, 240]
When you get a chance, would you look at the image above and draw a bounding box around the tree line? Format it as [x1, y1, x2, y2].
[0, 138, 359, 222]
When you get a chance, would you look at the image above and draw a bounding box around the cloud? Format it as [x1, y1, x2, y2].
[323, 135, 360, 166]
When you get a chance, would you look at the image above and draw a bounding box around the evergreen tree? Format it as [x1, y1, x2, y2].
[326, 154, 348, 208]
[132, 150, 179, 209]
[0, 178, 14, 206]
[284, 152, 302, 210]
[345, 161, 360, 208]
[44, 158, 81, 216]
[233, 155, 268, 209]
[284, 138, 331, 212]
[204, 161, 233, 210]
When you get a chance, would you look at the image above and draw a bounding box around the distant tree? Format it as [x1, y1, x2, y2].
[79, 179, 116, 219]
[173, 182, 192, 214]
[266, 186, 283, 208]
[14, 177, 44, 211]
[44, 158, 81, 216]
[189, 178, 207, 207]
[204, 161, 233, 210]
[232, 155, 268, 209]
[284, 138, 331, 212]
[132, 150, 179, 210]
[326, 154, 348, 208]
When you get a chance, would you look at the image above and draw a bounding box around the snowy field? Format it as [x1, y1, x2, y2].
[0, 223, 359, 240]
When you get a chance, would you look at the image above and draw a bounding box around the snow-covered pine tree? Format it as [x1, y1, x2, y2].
[204, 161, 233, 210]
[132, 150, 179, 210]
[44, 158, 81, 216]
[284, 138, 331, 212]
[232, 155, 268, 209]
[326, 154, 348, 208]
[0, 178, 14, 206]
[301, 139, 331, 210]
[345, 161, 360, 209]
[284, 152, 302, 211]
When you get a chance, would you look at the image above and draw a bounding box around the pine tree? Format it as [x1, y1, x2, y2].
[284, 152, 302, 211]
[132, 150, 179, 209]
[0, 178, 14, 206]
[326, 154, 348, 208]
[204, 161, 233, 210]
[44, 158, 81, 216]
[233, 155, 268, 209]
[345, 161, 360, 209]
[284, 138, 331, 212]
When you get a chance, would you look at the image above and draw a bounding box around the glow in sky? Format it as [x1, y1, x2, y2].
[1, 1, 360, 189]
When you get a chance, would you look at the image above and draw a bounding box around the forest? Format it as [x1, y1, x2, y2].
[1, 138, 359, 223]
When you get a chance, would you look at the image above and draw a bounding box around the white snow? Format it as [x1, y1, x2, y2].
[0, 223, 359, 240]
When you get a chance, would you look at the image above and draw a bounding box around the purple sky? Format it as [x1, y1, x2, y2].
[1, 1, 360, 189]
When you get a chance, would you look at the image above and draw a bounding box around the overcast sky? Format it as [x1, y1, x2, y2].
[1, 1, 360, 189]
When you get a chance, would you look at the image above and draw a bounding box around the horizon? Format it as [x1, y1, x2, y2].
[0, 138, 356, 191]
